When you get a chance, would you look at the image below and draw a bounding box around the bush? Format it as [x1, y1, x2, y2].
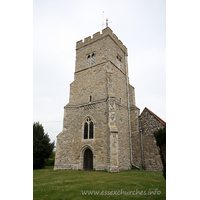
[154, 125, 166, 147]
[45, 157, 55, 166]
[154, 125, 166, 180]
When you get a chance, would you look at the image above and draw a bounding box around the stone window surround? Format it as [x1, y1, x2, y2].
[116, 54, 122, 69]
[82, 116, 96, 141]
[89, 95, 92, 102]
[86, 52, 95, 66]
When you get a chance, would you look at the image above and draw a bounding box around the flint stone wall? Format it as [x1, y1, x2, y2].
[139, 108, 165, 171]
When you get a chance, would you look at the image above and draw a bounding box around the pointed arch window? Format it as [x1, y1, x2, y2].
[91, 53, 95, 65]
[84, 122, 88, 139]
[87, 53, 95, 66]
[87, 55, 90, 66]
[89, 121, 93, 139]
[84, 117, 94, 139]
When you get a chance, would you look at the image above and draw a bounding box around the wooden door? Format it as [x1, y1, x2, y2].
[83, 149, 93, 171]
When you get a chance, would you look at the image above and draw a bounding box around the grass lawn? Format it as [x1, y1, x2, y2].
[33, 166, 166, 200]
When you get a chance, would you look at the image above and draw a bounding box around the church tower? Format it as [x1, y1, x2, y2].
[54, 27, 142, 172]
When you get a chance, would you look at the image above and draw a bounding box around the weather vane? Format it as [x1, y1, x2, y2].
[102, 11, 112, 29]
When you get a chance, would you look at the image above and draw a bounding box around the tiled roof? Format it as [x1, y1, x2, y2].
[140, 107, 166, 125]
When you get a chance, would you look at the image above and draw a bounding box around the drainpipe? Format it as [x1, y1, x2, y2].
[140, 128, 144, 170]
[124, 53, 140, 170]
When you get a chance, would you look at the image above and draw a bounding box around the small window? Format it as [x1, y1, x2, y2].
[84, 117, 94, 139]
[90, 95, 92, 102]
[117, 56, 122, 69]
[92, 53, 95, 65]
[87, 55, 90, 66]
[119, 58, 121, 69]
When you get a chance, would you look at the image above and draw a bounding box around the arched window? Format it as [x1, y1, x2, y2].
[84, 122, 88, 139]
[89, 121, 93, 139]
[87, 53, 95, 66]
[87, 55, 90, 66]
[91, 53, 95, 65]
[84, 117, 94, 139]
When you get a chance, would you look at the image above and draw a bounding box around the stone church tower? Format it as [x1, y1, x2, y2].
[54, 27, 143, 172]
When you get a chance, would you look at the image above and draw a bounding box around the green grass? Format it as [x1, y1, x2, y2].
[33, 166, 166, 200]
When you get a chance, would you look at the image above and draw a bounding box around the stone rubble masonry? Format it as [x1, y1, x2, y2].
[54, 27, 164, 172]
[139, 107, 166, 171]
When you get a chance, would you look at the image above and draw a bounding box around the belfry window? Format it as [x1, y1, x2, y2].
[91, 53, 95, 65]
[87, 55, 90, 66]
[87, 53, 95, 66]
[119, 58, 121, 69]
[116, 56, 122, 69]
[84, 117, 94, 139]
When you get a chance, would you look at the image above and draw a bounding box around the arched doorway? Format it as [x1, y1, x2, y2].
[83, 149, 93, 171]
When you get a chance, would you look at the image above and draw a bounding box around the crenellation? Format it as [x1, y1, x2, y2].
[93, 31, 100, 39]
[102, 27, 113, 35]
[84, 36, 91, 43]
[122, 45, 127, 53]
[112, 33, 118, 41]
[76, 40, 83, 48]
[76, 27, 127, 54]
[118, 40, 123, 47]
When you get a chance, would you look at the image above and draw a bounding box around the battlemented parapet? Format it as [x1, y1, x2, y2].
[76, 27, 128, 55]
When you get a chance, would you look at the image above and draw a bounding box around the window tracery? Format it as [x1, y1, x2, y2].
[92, 53, 95, 65]
[87, 55, 90, 66]
[87, 53, 95, 66]
[84, 117, 94, 139]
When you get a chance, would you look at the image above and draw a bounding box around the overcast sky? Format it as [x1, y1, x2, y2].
[33, 0, 166, 146]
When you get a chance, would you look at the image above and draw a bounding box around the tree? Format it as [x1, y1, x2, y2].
[154, 125, 166, 180]
[33, 122, 55, 169]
